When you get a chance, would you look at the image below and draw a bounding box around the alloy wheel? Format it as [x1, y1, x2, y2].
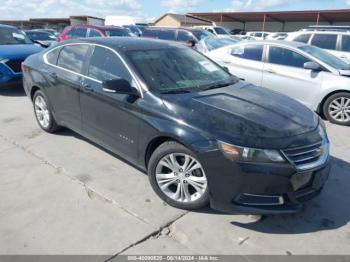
[34, 95, 51, 129]
[328, 97, 350, 123]
[155, 153, 207, 203]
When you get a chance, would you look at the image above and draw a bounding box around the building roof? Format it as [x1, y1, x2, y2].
[154, 13, 212, 25]
[188, 9, 350, 23]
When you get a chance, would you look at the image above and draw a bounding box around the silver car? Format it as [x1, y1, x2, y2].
[206, 40, 350, 126]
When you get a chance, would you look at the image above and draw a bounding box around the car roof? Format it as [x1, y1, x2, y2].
[69, 25, 124, 30]
[0, 23, 17, 29]
[292, 30, 350, 35]
[235, 40, 306, 48]
[53, 37, 184, 52]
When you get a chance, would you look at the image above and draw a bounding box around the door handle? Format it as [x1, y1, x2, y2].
[265, 69, 276, 74]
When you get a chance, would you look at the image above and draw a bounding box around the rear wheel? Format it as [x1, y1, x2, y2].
[33, 90, 60, 133]
[323, 92, 350, 126]
[148, 141, 209, 210]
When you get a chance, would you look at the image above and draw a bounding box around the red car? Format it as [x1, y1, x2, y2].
[59, 25, 133, 41]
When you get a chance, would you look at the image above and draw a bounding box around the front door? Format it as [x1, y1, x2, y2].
[261, 45, 323, 108]
[80, 45, 141, 162]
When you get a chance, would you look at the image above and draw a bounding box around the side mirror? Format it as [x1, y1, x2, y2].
[102, 79, 140, 97]
[304, 61, 322, 71]
[187, 39, 197, 48]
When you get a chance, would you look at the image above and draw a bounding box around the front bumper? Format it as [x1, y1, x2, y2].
[200, 150, 330, 215]
[0, 62, 22, 88]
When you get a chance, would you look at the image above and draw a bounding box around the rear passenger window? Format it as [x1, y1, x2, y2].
[231, 45, 264, 61]
[46, 47, 60, 65]
[158, 30, 176, 41]
[294, 34, 311, 43]
[311, 34, 337, 50]
[341, 35, 350, 52]
[57, 45, 89, 73]
[67, 28, 87, 38]
[88, 46, 131, 82]
[177, 31, 193, 42]
[88, 29, 101, 37]
[268, 46, 310, 68]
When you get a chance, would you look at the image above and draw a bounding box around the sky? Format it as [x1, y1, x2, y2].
[1, 0, 350, 22]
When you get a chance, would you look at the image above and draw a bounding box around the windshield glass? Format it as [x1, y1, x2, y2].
[126, 47, 235, 93]
[191, 30, 215, 40]
[214, 27, 230, 35]
[299, 45, 350, 70]
[105, 28, 132, 37]
[202, 37, 239, 51]
[26, 31, 56, 41]
[0, 27, 32, 45]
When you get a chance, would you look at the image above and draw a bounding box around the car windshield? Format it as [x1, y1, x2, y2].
[299, 45, 350, 70]
[126, 47, 235, 93]
[0, 27, 32, 45]
[214, 27, 230, 35]
[202, 37, 239, 51]
[105, 28, 132, 37]
[26, 31, 56, 41]
[191, 30, 215, 40]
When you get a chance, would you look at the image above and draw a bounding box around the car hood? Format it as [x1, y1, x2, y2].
[0, 44, 43, 60]
[161, 82, 319, 147]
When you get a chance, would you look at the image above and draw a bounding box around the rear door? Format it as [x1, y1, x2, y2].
[80, 45, 141, 161]
[261, 45, 323, 108]
[337, 34, 350, 63]
[46, 44, 90, 131]
[220, 43, 265, 86]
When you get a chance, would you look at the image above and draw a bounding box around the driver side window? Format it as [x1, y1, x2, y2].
[88, 46, 132, 82]
[268, 46, 310, 68]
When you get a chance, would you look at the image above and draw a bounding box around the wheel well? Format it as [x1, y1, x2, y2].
[318, 90, 350, 116]
[30, 86, 41, 101]
[144, 136, 180, 168]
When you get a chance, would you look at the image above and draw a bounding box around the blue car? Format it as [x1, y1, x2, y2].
[0, 24, 43, 88]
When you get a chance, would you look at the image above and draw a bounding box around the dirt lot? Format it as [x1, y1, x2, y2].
[0, 86, 350, 257]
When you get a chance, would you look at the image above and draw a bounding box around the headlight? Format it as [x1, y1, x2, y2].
[218, 141, 286, 163]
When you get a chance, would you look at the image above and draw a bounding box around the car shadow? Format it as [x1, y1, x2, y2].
[230, 156, 350, 234]
[55, 128, 148, 175]
[0, 85, 26, 97]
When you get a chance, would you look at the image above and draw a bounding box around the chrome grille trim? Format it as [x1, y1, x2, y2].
[282, 139, 329, 171]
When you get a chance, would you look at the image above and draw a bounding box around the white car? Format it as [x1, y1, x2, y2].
[246, 31, 270, 40]
[193, 26, 235, 39]
[286, 31, 350, 63]
[206, 40, 350, 126]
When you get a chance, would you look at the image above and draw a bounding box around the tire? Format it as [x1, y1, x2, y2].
[33, 90, 61, 133]
[148, 141, 209, 210]
[323, 92, 350, 126]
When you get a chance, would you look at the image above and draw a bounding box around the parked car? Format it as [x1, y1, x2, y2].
[246, 31, 270, 40]
[196, 36, 241, 54]
[266, 32, 288, 40]
[23, 37, 330, 214]
[206, 40, 350, 125]
[59, 25, 133, 41]
[0, 24, 43, 88]
[36, 28, 60, 37]
[286, 30, 350, 63]
[123, 25, 142, 37]
[142, 27, 214, 46]
[25, 30, 58, 47]
[194, 26, 237, 39]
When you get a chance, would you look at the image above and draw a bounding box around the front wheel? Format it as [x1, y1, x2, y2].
[148, 141, 209, 210]
[323, 92, 350, 126]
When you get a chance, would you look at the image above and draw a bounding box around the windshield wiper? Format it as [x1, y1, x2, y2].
[161, 89, 191, 94]
[202, 82, 234, 91]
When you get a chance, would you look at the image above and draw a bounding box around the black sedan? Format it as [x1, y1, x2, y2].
[22, 38, 330, 214]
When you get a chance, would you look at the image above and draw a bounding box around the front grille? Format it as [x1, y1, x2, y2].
[5, 60, 23, 73]
[283, 141, 327, 170]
